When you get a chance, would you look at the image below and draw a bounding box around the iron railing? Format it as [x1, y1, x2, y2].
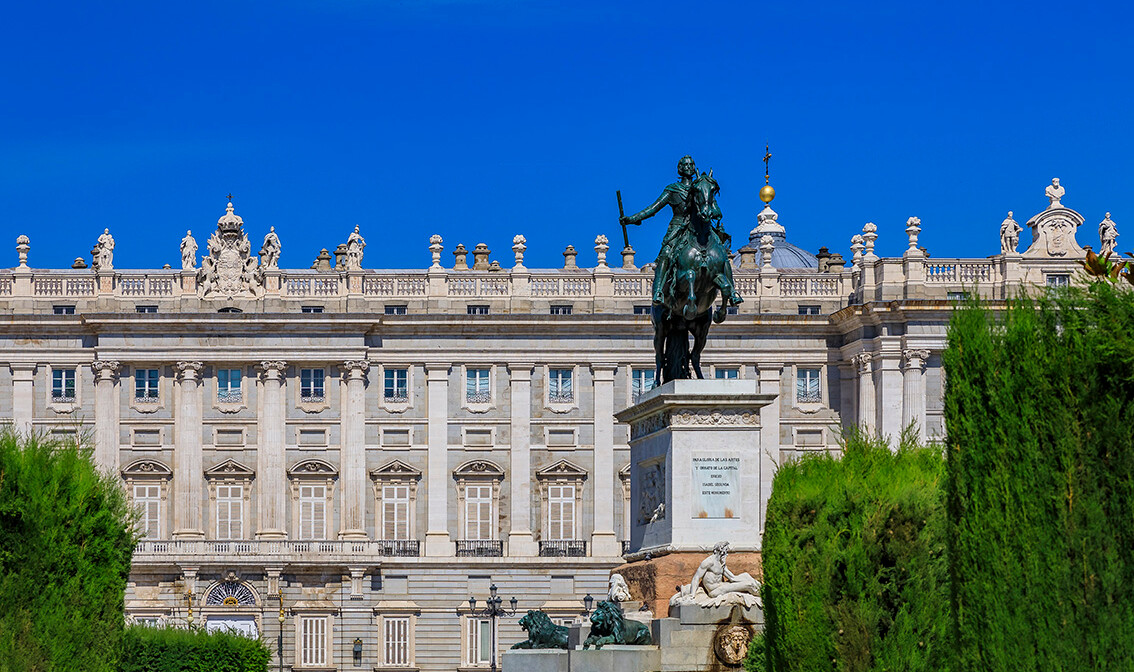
[455, 540, 503, 557]
[538, 540, 587, 557]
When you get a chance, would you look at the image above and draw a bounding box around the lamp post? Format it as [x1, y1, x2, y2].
[278, 589, 286, 672]
[455, 584, 517, 672]
[186, 591, 194, 629]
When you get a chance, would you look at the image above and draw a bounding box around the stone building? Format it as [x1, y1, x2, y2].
[0, 179, 1103, 670]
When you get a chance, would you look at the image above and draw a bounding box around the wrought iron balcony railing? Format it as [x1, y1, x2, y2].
[375, 539, 420, 557]
[455, 539, 503, 557]
[538, 540, 587, 557]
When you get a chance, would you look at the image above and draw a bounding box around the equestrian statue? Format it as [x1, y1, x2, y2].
[620, 155, 742, 383]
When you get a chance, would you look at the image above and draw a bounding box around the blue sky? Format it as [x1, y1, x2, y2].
[2, 1, 1131, 270]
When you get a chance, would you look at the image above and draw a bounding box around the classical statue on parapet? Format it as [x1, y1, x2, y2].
[619, 155, 741, 383]
[670, 541, 762, 609]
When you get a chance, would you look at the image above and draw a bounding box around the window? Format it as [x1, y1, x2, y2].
[547, 484, 576, 541]
[550, 304, 572, 315]
[467, 304, 490, 315]
[1047, 274, 1071, 288]
[947, 291, 969, 301]
[52, 368, 76, 402]
[798, 305, 820, 315]
[301, 305, 324, 314]
[465, 617, 492, 667]
[726, 306, 738, 315]
[217, 368, 242, 403]
[299, 484, 327, 540]
[465, 484, 493, 540]
[215, 484, 243, 540]
[466, 368, 491, 404]
[631, 368, 655, 403]
[53, 305, 75, 315]
[385, 305, 407, 315]
[132, 616, 162, 627]
[134, 484, 161, 539]
[217, 307, 243, 313]
[382, 484, 410, 541]
[384, 368, 408, 402]
[300, 369, 325, 401]
[548, 368, 573, 403]
[135, 369, 159, 400]
[298, 615, 329, 667]
[135, 305, 158, 313]
[382, 616, 411, 667]
[797, 368, 821, 404]
[715, 368, 739, 380]
[633, 305, 652, 315]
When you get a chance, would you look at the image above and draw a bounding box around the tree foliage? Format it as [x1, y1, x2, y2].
[0, 431, 138, 672]
[119, 625, 271, 672]
[756, 429, 949, 672]
[943, 282, 1134, 671]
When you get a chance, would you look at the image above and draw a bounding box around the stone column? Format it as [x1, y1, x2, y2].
[507, 363, 537, 556]
[92, 360, 121, 474]
[173, 361, 205, 539]
[257, 361, 288, 539]
[852, 352, 875, 433]
[10, 363, 36, 437]
[424, 364, 452, 556]
[339, 360, 369, 540]
[591, 364, 619, 557]
[757, 363, 782, 534]
[902, 349, 931, 440]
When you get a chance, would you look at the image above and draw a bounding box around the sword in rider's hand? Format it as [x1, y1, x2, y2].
[617, 190, 630, 249]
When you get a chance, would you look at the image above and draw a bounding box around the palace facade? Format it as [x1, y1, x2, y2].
[0, 181, 1099, 670]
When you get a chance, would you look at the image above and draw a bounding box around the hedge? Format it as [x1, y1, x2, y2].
[0, 431, 137, 672]
[943, 283, 1134, 671]
[756, 430, 949, 672]
[119, 625, 271, 672]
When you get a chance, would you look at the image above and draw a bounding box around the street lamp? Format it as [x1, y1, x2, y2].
[278, 589, 286, 672]
[455, 584, 518, 672]
[186, 591, 194, 629]
[583, 593, 593, 616]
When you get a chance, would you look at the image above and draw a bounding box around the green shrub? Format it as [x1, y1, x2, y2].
[943, 284, 1134, 671]
[119, 625, 271, 672]
[756, 429, 949, 672]
[0, 431, 138, 672]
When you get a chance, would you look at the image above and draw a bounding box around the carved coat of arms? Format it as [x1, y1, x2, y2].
[199, 202, 264, 298]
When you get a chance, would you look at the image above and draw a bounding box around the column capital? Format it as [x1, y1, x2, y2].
[9, 362, 36, 376]
[91, 360, 121, 382]
[341, 360, 371, 379]
[851, 351, 873, 373]
[257, 360, 288, 380]
[902, 349, 931, 371]
[175, 361, 203, 382]
[507, 363, 534, 379]
[591, 363, 617, 380]
[424, 363, 450, 380]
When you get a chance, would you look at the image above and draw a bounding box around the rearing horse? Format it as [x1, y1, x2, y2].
[652, 171, 732, 383]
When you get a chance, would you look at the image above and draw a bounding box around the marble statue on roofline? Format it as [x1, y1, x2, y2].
[1046, 178, 1065, 209]
[999, 211, 1022, 254]
[670, 541, 762, 609]
[181, 230, 197, 270]
[260, 226, 281, 269]
[1099, 212, 1119, 258]
[346, 225, 365, 270]
[92, 228, 115, 271]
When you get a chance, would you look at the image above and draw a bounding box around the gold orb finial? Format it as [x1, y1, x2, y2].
[759, 184, 776, 204]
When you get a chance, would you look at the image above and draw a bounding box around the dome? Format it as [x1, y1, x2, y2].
[736, 205, 818, 269]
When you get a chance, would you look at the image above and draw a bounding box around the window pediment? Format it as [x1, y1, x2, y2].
[536, 460, 588, 481]
[288, 458, 338, 478]
[205, 459, 254, 479]
[122, 459, 172, 478]
[370, 459, 421, 481]
[453, 459, 504, 480]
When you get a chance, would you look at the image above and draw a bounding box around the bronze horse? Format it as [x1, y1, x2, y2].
[652, 171, 732, 383]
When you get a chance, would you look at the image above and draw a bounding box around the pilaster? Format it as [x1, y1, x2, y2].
[339, 360, 369, 540]
[10, 363, 36, 437]
[92, 360, 121, 474]
[424, 363, 453, 556]
[757, 363, 782, 534]
[876, 342, 904, 440]
[902, 349, 930, 441]
[507, 363, 537, 556]
[852, 352, 875, 433]
[173, 361, 205, 539]
[590, 364, 619, 557]
[257, 361, 288, 539]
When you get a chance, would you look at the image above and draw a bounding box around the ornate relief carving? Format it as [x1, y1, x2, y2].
[121, 459, 173, 477]
[453, 460, 505, 479]
[670, 409, 759, 427]
[715, 625, 753, 666]
[198, 201, 264, 298]
[851, 352, 873, 374]
[902, 349, 931, 371]
[175, 361, 203, 382]
[370, 459, 422, 480]
[204, 459, 255, 479]
[638, 461, 666, 525]
[287, 459, 338, 477]
[91, 360, 121, 381]
[630, 411, 670, 440]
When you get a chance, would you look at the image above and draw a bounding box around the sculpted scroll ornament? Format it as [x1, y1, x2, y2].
[198, 202, 264, 298]
[851, 352, 873, 374]
[175, 361, 203, 382]
[903, 349, 931, 371]
[91, 360, 121, 381]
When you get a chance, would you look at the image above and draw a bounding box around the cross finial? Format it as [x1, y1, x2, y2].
[763, 144, 772, 185]
[227, 193, 233, 202]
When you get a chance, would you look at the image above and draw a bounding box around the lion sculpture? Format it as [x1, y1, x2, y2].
[510, 610, 569, 650]
[582, 600, 652, 649]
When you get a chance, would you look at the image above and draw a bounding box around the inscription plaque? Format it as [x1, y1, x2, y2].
[691, 453, 740, 519]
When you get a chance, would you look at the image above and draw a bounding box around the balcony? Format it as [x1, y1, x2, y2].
[375, 539, 420, 557]
[466, 391, 491, 404]
[456, 540, 503, 557]
[217, 390, 243, 404]
[548, 391, 574, 404]
[538, 540, 587, 557]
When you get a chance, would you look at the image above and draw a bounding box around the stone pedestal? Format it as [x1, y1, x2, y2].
[502, 646, 661, 672]
[611, 379, 774, 614]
